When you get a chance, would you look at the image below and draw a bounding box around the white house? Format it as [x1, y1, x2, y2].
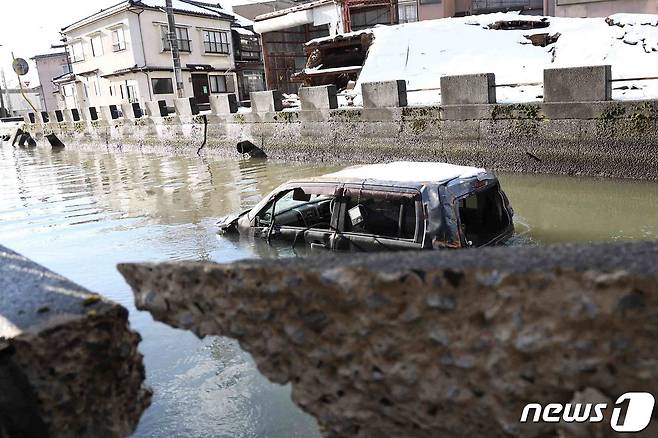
[59, 0, 238, 110]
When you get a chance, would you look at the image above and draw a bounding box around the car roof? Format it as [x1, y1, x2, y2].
[316, 161, 487, 185]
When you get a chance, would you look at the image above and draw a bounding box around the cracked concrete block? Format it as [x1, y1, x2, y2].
[119, 241, 658, 438]
[0, 245, 150, 437]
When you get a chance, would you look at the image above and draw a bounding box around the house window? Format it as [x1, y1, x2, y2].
[152, 78, 174, 94]
[238, 36, 260, 60]
[203, 30, 230, 54]
[112, 28, 126, 51]
[70, 41, 85, 62]
[91, 35, 104, 57]
[419, 0, 441, 5]
[209, 75, 234, 93]
[161, 26, 191, 52]
[398, 3, 418, 23]
[350, 8, 391, 31]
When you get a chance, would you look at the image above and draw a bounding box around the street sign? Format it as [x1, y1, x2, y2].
[12, 58, 29, 76]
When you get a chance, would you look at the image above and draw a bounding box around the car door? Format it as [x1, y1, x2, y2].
[250, 183, 343, 249]
[334, 185, 424, 252]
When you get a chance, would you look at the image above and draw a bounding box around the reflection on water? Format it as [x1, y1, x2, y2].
[0, 145, 657, 436]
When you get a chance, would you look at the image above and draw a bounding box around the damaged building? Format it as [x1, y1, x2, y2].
[252, 0, 545, 94]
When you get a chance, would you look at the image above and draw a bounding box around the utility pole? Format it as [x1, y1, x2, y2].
[0, 44, 5, 117]
[1, 69, 10, 116]
[165, 0, 184, 98]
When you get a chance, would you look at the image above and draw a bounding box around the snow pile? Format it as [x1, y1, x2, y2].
[330, 12, 658, 106]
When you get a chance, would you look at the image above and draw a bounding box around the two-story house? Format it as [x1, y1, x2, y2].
[59, 0, 238, 110]
[31, 52, 72, 112]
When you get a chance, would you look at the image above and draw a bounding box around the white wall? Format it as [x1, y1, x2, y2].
[32, 54, 70, 111]
[62, 5, 236, 110]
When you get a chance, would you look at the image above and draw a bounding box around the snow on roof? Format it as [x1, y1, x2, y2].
[323, 162, 486, 183]
[233, 26, 256, 36]
[349, 12, 658, 106]
[255, 0, 333, 21]
[139, 0, 225, 17]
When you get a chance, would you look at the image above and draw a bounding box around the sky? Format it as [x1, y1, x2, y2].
[0, 1, 109, 87]
[0, 0, 258, 88]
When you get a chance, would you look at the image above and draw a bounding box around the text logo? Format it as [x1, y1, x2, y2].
[520, 392, 655, 433]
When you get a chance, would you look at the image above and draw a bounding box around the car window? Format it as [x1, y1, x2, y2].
[255, 188, 335, 229]
[457, 185, 509, 246]
[343, 194, 417, 239]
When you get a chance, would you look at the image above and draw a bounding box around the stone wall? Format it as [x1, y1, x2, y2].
[0, 245, 150, 437]
[19, 65, 658, 180]
[118, 241, 658, 437]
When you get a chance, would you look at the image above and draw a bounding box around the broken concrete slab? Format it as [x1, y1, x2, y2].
[0, 245, 150, 437]
[119, 241, 658, 437]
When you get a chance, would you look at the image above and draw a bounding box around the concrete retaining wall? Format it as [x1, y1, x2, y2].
[118, 240, 658, 437]
[20, 66, 658, 180]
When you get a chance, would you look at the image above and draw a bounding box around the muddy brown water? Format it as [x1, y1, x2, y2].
[1, 145, 657, 437]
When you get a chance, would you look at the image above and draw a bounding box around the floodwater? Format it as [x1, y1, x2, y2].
[1, 145, 657, 437]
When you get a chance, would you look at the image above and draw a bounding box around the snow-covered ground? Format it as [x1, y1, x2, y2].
[317, 12, 658, 106]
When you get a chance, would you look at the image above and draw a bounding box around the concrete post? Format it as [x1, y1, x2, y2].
[98, 106, 119, 122]
[544, 65, 612, 102]
[362, 80, 407, 108]
[122, 102, 143, 119]
[209, 94, 238, 115]
[63, 109, 75, 123]
[173, 97, 200, 117]
[82, 107, 99, 122]
[250, 90, 283, 113]
[440, 73, 496, 105]
[300, 85, 338, 110]
[144, 101, 167, 117]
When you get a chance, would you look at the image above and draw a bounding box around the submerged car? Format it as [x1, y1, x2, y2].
[218, 161, 514, 251]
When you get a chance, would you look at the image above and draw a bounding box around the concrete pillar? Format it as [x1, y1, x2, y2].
[99, 105, 120, 122]
[440, 73, 496, 105]
[121, 102, 143, 119]
[300, 85, 338, 110]
[144, 100, 167, 117]
[251, 90, 283, 113]
[174, 98, 200, 117]
[361, 80, 407, 108]
[544, 65, 612, 102]
[63, 109, 75, 123]
[0, 244, 150, 436]
[82, 107, 99, 122]
[209, 94, 238, 115]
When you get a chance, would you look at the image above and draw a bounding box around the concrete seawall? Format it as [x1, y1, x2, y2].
[20, 66, 658, 180]
[119, 241, 658, 437]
